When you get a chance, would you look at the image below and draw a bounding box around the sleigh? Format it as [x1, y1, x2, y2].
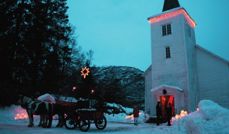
[63, 98, 107, 132]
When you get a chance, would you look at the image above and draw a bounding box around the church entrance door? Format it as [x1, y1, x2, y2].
[160, 95, 175, 120]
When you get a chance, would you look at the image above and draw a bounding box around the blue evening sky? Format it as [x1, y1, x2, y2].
[67, 0, 229, 71]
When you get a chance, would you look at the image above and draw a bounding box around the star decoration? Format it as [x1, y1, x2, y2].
[81, 67, 90, 79]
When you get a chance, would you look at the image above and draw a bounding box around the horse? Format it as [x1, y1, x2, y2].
[37, 94, 66, 127]
[17, 95, 53, 128]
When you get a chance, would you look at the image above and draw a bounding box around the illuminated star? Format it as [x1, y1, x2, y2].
[81, 67, 90, 79]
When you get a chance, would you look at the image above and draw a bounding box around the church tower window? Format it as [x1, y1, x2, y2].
[162, 24, 172, 36]
[165, 47, 171, 59]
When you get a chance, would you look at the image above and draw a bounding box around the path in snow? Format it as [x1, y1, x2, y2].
[0, 121, 168, 134]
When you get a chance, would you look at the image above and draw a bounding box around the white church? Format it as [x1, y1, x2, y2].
[144, 0, 229, 117]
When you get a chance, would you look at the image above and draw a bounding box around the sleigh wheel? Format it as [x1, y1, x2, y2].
[95, 116, 107, 130]
[65, 117, 76, 129]
[79, 120, 90, 132]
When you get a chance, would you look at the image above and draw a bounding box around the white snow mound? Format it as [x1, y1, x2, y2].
[198, 100, 228, 120]
[169, 100, 229, 134]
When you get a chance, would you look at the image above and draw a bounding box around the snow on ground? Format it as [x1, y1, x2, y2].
[105, 103, 145, 123]
[1, 100, 229, 134]
[0, 104, 155, 134]
[158, 100, 229, 134]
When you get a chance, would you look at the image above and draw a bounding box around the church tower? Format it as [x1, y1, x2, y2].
[147, 0, 198, 114]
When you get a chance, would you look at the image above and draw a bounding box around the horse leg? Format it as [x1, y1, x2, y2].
[27, 110, 34, 127]
[38, 115, 42, 127]
[46, 103, 53, 128]
[47, 114, 52, 128]
[40, 115, 45, 127]
[42, 115, 48, 128]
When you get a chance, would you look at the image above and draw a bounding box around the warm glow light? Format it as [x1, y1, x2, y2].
[171, 110, 188, 123]
[72, 86, 77, 92]
[148, 8, 196, 28]
[14, 107, 28, 120]
[81, 67, 90, 79]
[125, 112, 142, 120]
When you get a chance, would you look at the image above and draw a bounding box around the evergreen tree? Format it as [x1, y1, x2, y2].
[0, 0, 86, 105]
[0, 0, 18, 105]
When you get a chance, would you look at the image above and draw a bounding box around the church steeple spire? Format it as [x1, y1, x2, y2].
[162, 0, 180, 12]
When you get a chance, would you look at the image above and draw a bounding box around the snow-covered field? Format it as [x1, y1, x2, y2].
[0, 105, 155, 134]
[0, 100, 229, 134]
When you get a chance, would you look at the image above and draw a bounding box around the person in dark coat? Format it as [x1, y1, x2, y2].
[133, 105, 139, 125]
[156, 101, 162, 126]
[166, 103, 172, 126]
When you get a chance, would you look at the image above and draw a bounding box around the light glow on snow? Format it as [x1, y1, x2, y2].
[14, 107, 28, 120]
[125, 112, 142, 120]
[172, 110, 188, 122]
[148, 8, 196, 28]
[1, 100, 228, 134]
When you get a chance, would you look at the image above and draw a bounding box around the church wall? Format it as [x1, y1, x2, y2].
[144, 66, 153, 115]
[196, 47, 229, 108]
[183, 21, 199, 111]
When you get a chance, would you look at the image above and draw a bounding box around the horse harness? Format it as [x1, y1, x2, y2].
[21, 96, 53, 114]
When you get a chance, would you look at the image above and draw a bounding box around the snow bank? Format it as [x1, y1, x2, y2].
[198, 100, 228, 120]
[105, 103, 145, 124]
[0, 105, 41, 125]
[162, 100, 229, 134]
[0, 105, 17, 122]
[0, 105, 31, 125]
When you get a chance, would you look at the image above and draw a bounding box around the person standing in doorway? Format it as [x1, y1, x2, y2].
[166, 103, 172, 126]
[133, 105, 139, 125]
[156, 101, 162, 126]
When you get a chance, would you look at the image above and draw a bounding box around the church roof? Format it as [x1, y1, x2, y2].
[163, 0, 180, 12]
[196, 45, 229, 64]
[148, 7, 196, 28]
[151, 84, 183, 92]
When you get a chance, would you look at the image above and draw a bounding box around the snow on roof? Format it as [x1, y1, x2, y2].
[151, 84, 183, 92]
[144, 65, 152, 75]
[37, 93, 56, 104]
